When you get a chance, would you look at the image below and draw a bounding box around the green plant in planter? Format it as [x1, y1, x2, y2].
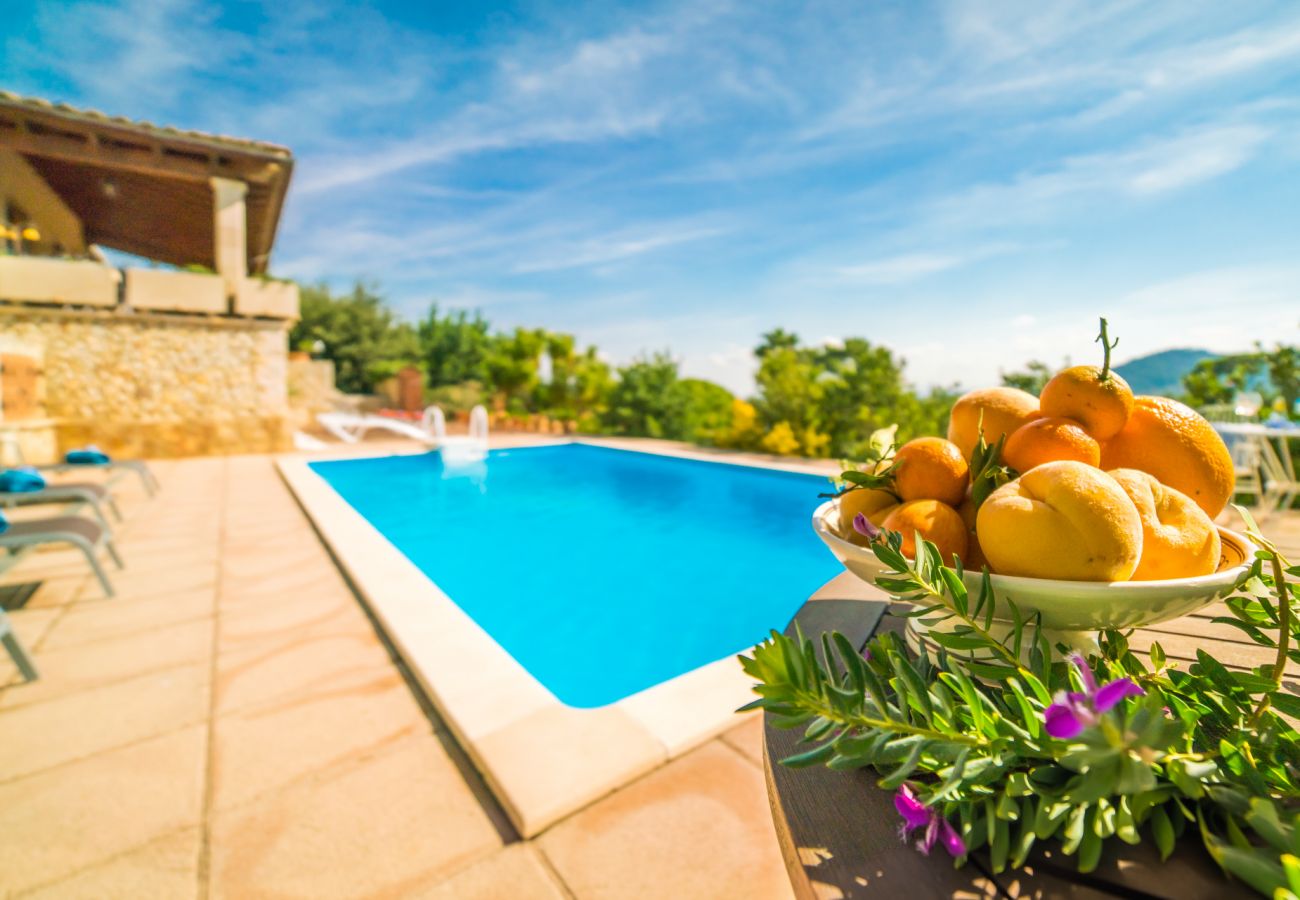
[740, 508, 1300, 897]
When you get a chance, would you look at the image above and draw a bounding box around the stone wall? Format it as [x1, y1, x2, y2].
[0, 305, 291, 459]
[286, 356, 339, 427]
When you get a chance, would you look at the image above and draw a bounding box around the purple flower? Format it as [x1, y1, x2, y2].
[1043, 654, 1145, 740]
[894, 784, 966, 857]
[852, 513, 882, 541]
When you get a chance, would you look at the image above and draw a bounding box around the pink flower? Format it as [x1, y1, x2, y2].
[894, 784, 965, 857]
[852, 513, 882, 541]
[1043, 654, 1144, 740]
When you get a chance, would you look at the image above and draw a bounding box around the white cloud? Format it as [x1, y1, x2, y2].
[834, 253, 965, 285]
[296, 106, 669, 195]
[1071, 19, 1300, 124]
[1127, 125, 1270, 193]
[830, 242, 1026, 285]
[16, 0, 245, 109]
[511, 225, 726, 274]
[508, 29, 672, 95]
[933, 121, 1273, 228]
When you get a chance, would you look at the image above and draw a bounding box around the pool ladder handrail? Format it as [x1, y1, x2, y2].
[421, 404, 489, 459]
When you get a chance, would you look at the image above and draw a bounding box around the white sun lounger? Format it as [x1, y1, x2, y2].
[316, 412, 439, 445]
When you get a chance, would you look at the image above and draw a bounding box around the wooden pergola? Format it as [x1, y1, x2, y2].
[0, 91, 293, 274]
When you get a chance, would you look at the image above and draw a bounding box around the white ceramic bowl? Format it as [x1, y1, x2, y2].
[812, 499, 1256, 633]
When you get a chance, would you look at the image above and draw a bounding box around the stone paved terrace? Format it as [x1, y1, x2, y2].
[1, 438, 1297, 899]
[0, 445, 796, 900]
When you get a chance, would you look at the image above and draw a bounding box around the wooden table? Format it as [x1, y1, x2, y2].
[762, 580, 1258, 899]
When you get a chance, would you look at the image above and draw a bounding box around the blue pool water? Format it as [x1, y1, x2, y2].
[310, 443, 837, 707]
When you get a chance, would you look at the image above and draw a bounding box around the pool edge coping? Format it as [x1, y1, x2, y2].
[276, 442, 807, 836]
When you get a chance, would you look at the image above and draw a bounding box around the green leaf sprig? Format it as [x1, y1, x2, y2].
[740, 516, 1300, 896]
[822, 424, 901, 498]
[968, 427, 1014, 510]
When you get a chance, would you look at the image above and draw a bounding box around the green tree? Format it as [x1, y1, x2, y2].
[1181, 355, 1264, 408]
[754, 345, 824, 437]
[817, 339, 924, 457]
[485, 327, 546, 412]
[751, 332, 958, 458]
[533, 333, 614, 426]
[1000, 360, 1053, 395]
[679, 378, 735, 444]
[1181, 359, 1236, 407]
[1181, 344, 1300, 416]
[1263, 343, 1299, 415]
[571, 348, 615, 430]
[602, 353, 688, 439]
[755, 327, 801, 359]
[291, 282, 419, 394]
[418, 305, 492, 388]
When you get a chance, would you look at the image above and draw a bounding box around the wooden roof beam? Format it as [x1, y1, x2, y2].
[0, 116, 276, 185]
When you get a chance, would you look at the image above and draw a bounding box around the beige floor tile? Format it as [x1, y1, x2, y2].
[220, 530, 313, 554]
[109, 550, 220, 578]
[538, 741, 794, 900]
[211, 668, 427, 811]
[209, 732, 503, 900]
[0, 607, 62, 688]
[4, 573, 90, 609]
[215, 628, 395, 715]
[113, 531, 219, 552]
[0, 664, 208, 778]
[412, 844, 567, 900]
[40, 588, 215, 650]
[477, 705, 665, 837]
[719, 713, 764, 768]
[123, 519, 220, 538]
[219, 563, 349, 602]
[21, 827, 201, 900]
[219, 543, 331, 582]
[0, 605, 61, 648]
[217, 590, 369, 652]
[0, 618, 214, 708]
[0, 725, 206, 896]
[1, 545, 95, 575]
[95, 564, 218, 596]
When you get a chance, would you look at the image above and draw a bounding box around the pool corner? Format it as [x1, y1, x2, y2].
[275, 452, 764, 836]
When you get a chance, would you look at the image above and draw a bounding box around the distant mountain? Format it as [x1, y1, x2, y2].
[1113, 348, 1217, 397]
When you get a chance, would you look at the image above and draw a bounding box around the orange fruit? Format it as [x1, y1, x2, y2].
[976, 461, 1142, 581]
[1109, 469, 1221, 581]
[1098, 396, 1234, 517]
[837, 487, 900, 546]
[892, 437, 969, 506]
[1039, 366, 1134, 440]
[1003, 417, 1100, 473]
[882, 499, 968, 565]
[946, 387, 1040, 461]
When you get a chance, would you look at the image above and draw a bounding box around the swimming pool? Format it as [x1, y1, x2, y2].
[309, 442, 837, 707]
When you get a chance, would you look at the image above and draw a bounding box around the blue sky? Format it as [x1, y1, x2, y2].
[4, 0, 1299, 393]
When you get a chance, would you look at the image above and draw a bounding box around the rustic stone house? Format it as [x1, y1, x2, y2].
[0, 92, 300, 460]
